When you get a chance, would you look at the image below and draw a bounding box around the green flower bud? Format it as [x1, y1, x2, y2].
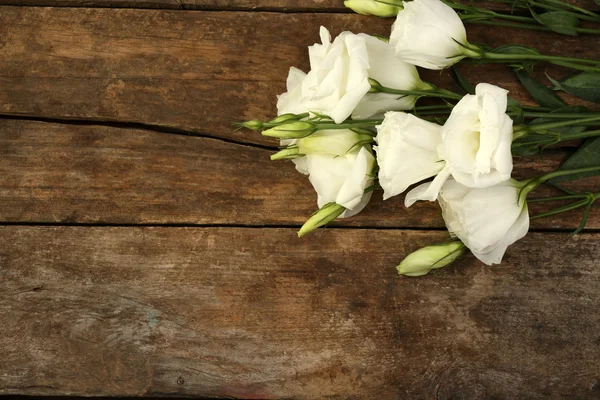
[298, 202, 345, 238]
[368, 77, 383, 93]
[239, 120, 264, 130]
[296, 130, 374, 156]
[397, 241, 465, 277]
[262, 121, 316, 139]
[344, 0, 403, 17]
[270, 147, 301, 160]
[268, 113, 308, 124]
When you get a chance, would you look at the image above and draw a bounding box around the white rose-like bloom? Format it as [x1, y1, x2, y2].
[276, 67, 310, 174]
[352, 34, 425, 120]
[375, 112, 444, 200]
[306, 146, 375, 218]
[277, 66, 307, 116]
[406, 179, 529, 265]
[407, 83, 514, 205]
[301, 27, 424, 123]
[390, 0, 479, 70]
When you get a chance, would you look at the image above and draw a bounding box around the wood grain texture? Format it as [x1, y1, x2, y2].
[1, 226, 599, 398]
[0, 0, 596, 10]
[0, 7, 598, 146]
[1, 119, 599, 229]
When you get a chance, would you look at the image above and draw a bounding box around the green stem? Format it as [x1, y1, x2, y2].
[467, 19, 549, 31]
[559, 129, 600, 141]
[530, 199, 590, 219]
[374, 85, 463, 101]
[528, 193, 590, 203]
[551, 60, 600, 72]
[316, 120, 382, 130]
[482, 51, 600, 66]
[538, 166, 600, 183]
[528, 116, 600, 132]
[522, 112, 600, 119]
[535, 0, 600, 19]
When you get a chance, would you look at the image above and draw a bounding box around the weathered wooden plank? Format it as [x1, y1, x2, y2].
[0, 8, 598, 146]
[0, 119, 598, 229]
[0, 226, 599, 398]
[0, 0, 595, 10]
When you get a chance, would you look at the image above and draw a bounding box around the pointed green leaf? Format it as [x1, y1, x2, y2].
[537, 11, 579, 36]
[551, 137, 600, 184]
[515, 69, 567, 108]
[552, 72, 600, 104]
[452, 67, 475, 95]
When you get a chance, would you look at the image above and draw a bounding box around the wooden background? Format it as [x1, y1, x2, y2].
[0, 1, 599, 399]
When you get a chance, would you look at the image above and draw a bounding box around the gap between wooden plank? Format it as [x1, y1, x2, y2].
[0, 114, 278, 151]
[1, 220, 598, 234]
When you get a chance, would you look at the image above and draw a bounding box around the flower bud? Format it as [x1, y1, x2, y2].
[397, 241, 465, 277]
[262, 121, 316, 139]
[270, 147, 301, 160]
[344, 0, 403, 17]
[297, 129, 373, 156]
[298, 202, 345, 237]
[368, 77, 383, 93]
[268, 113, 307, 125]
[239, 120, 264, 130]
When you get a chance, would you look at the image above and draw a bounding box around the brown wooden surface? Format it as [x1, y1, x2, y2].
[0, 119, 598, 229]
[1, 1, 600, 399]
[0, 7, 599, 147]
[1, 227, 600, 399]
[0, 0, 596, 10]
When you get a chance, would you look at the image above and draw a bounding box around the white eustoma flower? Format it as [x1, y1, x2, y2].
[390, 0, 479, 70]
[344, 0, 403, 17]
[352, 34, 425, 119]
[406, 179, 529, 265]
[297, 129, 372, 156]
[300, 27, 424, 123]
[375, 111, 444, 200]
[277, 66, 308, 116]
[276, 67, 310, 174]
[306, 146, 376, 218]
[406, 83, 514, 204]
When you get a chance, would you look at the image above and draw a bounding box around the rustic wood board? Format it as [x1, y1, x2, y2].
[1, 119, 598, 229]
[0, 7, 598, 146]
[0, 0, 595, 10]
[1, 226, 599, 399]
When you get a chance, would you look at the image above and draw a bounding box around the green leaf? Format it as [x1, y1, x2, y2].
[452, 67, 475, 95]
[537, 11, 579, 36]
[512, 142, 542, 156]
[507, 97, 524, 124]
[514, 69, 567, 108]
[550, 72, 600, 104]
[551, 137, 600, 184]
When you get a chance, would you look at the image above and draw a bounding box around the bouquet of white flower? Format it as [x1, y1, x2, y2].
[238, 0, 600, 276]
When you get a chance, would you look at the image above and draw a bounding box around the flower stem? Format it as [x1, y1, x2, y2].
[530, 199, 590, 219]
[537, 166, 600, 183]
[481, 51, 600, 67]
[372, 84, 463, 101]
[316, 120, 382, 130]
[522, 112, 600, 119]
[534, 0, 600, 19]
[528, 193, 590, 203]
[528, 116, 600, 132]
